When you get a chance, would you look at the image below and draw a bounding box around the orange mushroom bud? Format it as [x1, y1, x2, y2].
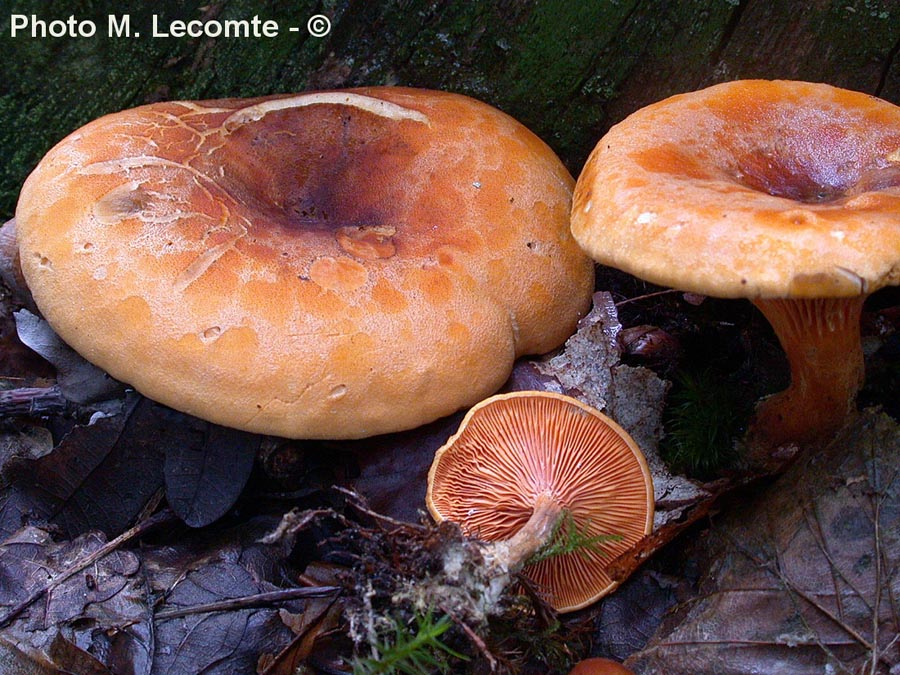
[427, 391, 654, 613]
[568, 657, 636, 675]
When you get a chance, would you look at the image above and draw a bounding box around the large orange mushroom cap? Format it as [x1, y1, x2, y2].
[15, 88, 594, 439]
[426, 391, 654, 613]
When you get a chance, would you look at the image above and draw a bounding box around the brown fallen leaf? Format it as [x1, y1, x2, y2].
[0, 512, 334, 675]
[259, 563, 344, 675]
[13, 309, 124, 405]
[147, 517, 328, 675]
[2, 394, 263, 539]
[0, 635, 59, 675]
[345, 412, 465, 523]
[626, 409, 900, 674]
[1, 395, 163, 539]
[47, 631, 115, 675]
[0, 525, 151, 669]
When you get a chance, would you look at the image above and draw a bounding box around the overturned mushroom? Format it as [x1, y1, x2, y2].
[571, 80, 900, 451]
[426, 391, 654, 613]
[15, 88, 594, 439]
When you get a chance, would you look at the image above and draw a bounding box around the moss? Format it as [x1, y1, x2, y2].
[819, 1, 898, 75]
[0, 0, 325, 216]
[661, 366, 748, 479]
[496, 0, 739, 170]
[505, 1, 640, 104]
[0, 2, 190, 214]
[167, 0, 327, 99]
[2, 0, 896, 217]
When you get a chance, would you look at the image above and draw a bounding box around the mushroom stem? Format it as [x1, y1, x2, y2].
[750, 295, 866, 449]
[490, 492, 564, 573]
[460, 493, 564, 615]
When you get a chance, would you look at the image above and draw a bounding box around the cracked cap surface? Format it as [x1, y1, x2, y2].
[16, 88, 594, 438]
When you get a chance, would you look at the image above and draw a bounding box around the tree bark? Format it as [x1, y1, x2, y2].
[0, 0, 897, 216]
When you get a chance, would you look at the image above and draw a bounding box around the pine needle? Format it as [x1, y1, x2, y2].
[527, 511, 622, 566]
[352, 609, 468, 675]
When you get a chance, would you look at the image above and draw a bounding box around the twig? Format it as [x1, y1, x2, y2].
[440, 604, 497, 671]
[869, 492, 881, 675]
[614, 288, 681, 307]
[653, 637, 832, 648]
[155, 586, 342, 620]
[259, 508, 335, 545]
[0, 385, 69, 416]
[259, 595, 342, 675]
[725, 525, 895, 669]
[0, 509, 177, 628]
[333, 485, 426, 532]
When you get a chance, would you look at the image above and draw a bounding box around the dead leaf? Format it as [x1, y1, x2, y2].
[0, 635, 59, 675]
[47, 632, 114, 675]
[591, 571, 680, 662]
[0, 514, 323, 675]
[0, 526, 150, 671]
[0, 396, 164, 539]
[2, 395, 264, 538]
[146, 520, 312, 675]
[261, 593, 342, 675]
[345, 412, 464, 523]
[163, 416, 259, 527]
[13, 310, 123, 405]
[627, 410, 900, 674]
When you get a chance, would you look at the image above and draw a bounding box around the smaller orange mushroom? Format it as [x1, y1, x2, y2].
[426, 391, 654, 613]
[571, 80, 900, 452]
[568, 657, 636, 675]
